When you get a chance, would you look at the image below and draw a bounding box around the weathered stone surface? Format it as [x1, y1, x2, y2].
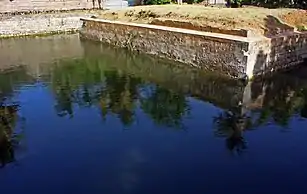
[0, 13, 93, 37]
[0, 0, 94, 13]
[80, 18, 307, 79]
[3, 14, 304, 79]
[252, 32, 307, 76]
[80, 19, 251, 77]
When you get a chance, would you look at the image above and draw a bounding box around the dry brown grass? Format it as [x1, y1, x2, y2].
[97, 5, 307, 35]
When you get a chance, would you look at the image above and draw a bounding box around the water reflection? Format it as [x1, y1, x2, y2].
[0, 105, 16, 167]
[0, 66, 34, 98]
[0, 104, 24, 167]
[0, 104, 26, 167]
[250, 70, 307, 127]
[99, 71, 141, 126]
[46, 44, 307, 153]
[1, 36, 307, 162]
[211, 65, 307, 154]
[214, 104, 250, 154]
[0, 67, 28, 167]
[140, 86, 189, 128]
[50, 57, 190, 128]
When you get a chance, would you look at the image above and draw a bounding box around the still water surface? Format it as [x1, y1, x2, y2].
[1, 34, 307, 194]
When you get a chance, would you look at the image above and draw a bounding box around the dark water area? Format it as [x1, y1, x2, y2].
[1, 34, 307, 194]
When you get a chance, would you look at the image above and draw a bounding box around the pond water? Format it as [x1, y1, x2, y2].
[1, 34, 307, 194]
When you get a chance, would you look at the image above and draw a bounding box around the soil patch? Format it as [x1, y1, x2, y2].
[97, 5, 307, 36]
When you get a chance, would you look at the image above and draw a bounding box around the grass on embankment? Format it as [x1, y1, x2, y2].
[97, 5, 307, 36]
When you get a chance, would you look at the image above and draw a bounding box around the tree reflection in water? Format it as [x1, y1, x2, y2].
[0, 103, 26, 168]
[0, 66, 28, 168]
[140, 86, 189, 129]
[100, 71, 141, 126]
[50, 56, 307, 144]
[0, 105, 18, 167]
[214, 104, 251, 155]
[214, 66, 307, 154]
[1, 39, 307, 165]
[250, 70, 307, 128]
[23, 45, 307, 153]
[50, 58, 189, 128]
[51, 58, 142, 125]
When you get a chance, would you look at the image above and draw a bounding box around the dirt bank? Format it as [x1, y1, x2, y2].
[97, 5, 307, 36]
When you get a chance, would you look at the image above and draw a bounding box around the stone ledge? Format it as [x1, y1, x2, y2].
[0, 30, 78, 39]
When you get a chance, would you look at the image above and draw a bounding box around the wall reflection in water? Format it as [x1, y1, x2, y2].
[1, 36, 307, 162]
[36, 50, 307, 154]
[214, 66, 307, 154]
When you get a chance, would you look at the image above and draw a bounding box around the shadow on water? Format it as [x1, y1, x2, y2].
[1, 35, 307, 160]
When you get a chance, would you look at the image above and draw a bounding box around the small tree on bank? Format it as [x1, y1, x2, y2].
[92, 0, 102, 9]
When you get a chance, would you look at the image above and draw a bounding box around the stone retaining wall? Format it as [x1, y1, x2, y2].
[80, 18, 252, 77]
[79, 18, 307, 79]
[248, 33, 307, 76]
[0, 13, 94, 37]
[0, 0, 94, 13]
